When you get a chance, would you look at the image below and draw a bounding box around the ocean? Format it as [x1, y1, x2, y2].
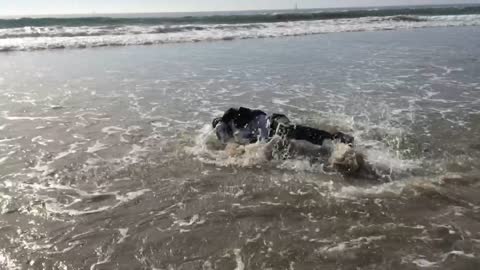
[1, 5, 480, 51]
[1, 5, 480, 270]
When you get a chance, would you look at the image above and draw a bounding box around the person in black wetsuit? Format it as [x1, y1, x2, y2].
[212, 107, 354, 147]
[210, 107, 384, 180]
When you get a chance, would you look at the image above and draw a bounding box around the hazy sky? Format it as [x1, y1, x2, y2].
[1, 0, 479, 15]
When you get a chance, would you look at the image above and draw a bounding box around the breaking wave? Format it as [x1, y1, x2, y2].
[1, 6, 479, 28]
[0, 5, 480, 52]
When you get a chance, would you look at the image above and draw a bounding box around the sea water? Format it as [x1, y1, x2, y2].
[0, 7, 480, 270]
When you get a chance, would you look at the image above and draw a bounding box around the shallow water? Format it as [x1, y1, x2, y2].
[1, 27, 480, 269]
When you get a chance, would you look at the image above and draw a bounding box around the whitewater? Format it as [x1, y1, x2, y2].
[1, 6, 480, 51]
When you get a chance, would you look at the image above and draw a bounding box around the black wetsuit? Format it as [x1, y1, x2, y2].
[213, 107, 354, 146]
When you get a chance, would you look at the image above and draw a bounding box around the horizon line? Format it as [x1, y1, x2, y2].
[1, 2, 479, 18]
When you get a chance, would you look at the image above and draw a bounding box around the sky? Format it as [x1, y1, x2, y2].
[0, 0, 479, 16]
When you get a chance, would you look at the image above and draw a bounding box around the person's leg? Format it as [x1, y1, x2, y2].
[273, 122, 355, 146]
[284, 125, 334, 146]
[269, 114, 291, 137]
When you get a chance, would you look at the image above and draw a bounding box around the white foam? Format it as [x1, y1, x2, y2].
[117, 189, 151, 203]
[233, 249, 245, 270]
[32, 160, 54, 177]
[2, 111, 59, 121]
[151, 121, 170, 128]
[407, 250, 477, 268]
[34, 185, 151, 216]
[174, 214, 205, 227]
[0, 250, 20, 270]
[129, 144, 148, 155]
[203, 261, 214, 270]
[441, 250, 475, 261]
[0, 136, 22, 144]
[0, 156, 8, 164]
[53, 142, 84, 160]
[86, 141, 108, 153]
[101, 126, 126, 135]
[316, 235, 385, 255]
[31, 136, 54, 146]
[412, 259, 438, 268]
[272, 98, 290, 106]
[89, 248, 112, 270]
[246, 233, 262, 244]
[1, 15, 480, 52]
[0, 150, 16, 165]
[333, 181, 407, 199]
[113, 144, 150, 164]
[363, 147, 420, 173]
[186, 125, 270, 168]
[117, 228, 129, 244]
[45, 203, 112, 216]
[10, 97, 37, 105]
[47, 241, 82, 255]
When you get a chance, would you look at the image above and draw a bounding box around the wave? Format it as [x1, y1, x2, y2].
[1, 6, 480, 28]
[0, 12, 479, 52]
[0, 24, 267, 39]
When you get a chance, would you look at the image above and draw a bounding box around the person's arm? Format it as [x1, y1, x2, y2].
[256, 114, 270, 142]
[235, 114, 269, 144]
[215, 121, 233, 143]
